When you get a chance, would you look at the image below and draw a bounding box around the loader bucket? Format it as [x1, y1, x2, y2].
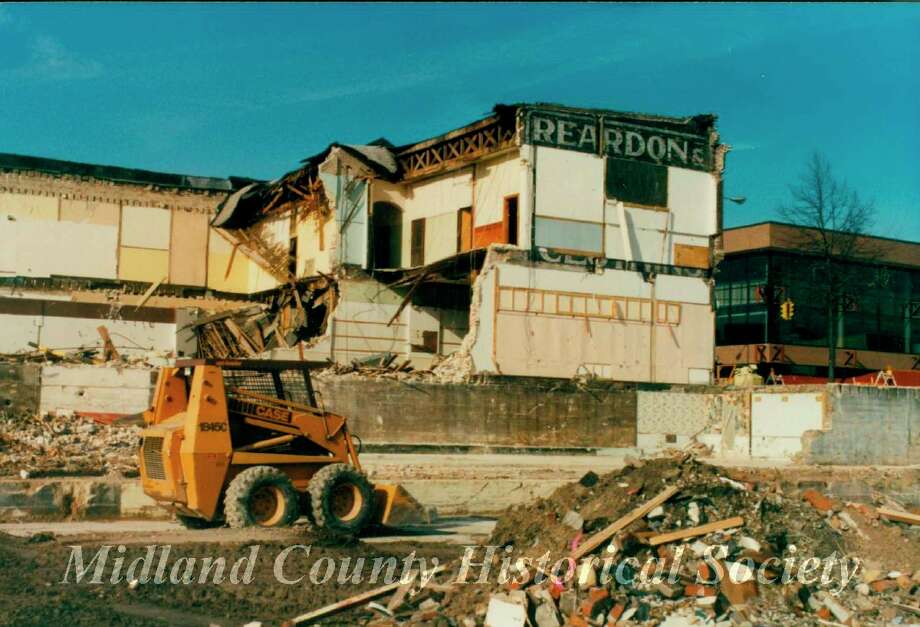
[373, 484, 429, 526]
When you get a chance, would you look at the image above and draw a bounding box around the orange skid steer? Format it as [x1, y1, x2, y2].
[139, 359, 424, 534]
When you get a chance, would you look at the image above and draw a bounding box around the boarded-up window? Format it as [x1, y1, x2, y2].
[410, 218, 426, 266]
[673, 243, 709, 268]
[534, 216, 603, 255]
[457, 207, 472, 253]
[606, 158, 667, 207]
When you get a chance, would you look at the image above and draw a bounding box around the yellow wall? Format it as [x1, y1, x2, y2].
[206, 230, 250, 293]
[295, 212, 334, 276]
[118, 247, 169, 283]
[1, 185, 277, 294]
[60, 199, 119, 225]
[170, 210, 209, 287]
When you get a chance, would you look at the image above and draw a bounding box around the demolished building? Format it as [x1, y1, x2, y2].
[212, 103, 728, 383]
[0, 153, 271, 362]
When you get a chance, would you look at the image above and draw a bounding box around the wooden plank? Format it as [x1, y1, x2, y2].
[134, 276, 167, 311]
[648, 516, 744, 546]
[572, 486, 679, 560]
[291, 566, 445, 625]
[673, 243, 710, 269]
[224, 319, 257, 356]
[96, 326, 120, 362]
[877, 507, 920, 526]
[386, 572, 417, 612]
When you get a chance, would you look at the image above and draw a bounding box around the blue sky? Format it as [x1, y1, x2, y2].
[2, 3, 918, 240]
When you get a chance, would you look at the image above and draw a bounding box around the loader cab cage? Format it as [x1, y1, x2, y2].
[174, 359, 325, 408]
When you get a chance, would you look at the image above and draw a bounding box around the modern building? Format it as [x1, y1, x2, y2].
[214, 103, 728, 383]
[715, 221, 919, 379]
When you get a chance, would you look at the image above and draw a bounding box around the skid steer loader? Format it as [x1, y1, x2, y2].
[138, 359, 424, 534]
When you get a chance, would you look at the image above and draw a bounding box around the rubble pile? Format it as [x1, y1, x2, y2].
[0, 412, 140, 477]
[195, 280, 335, 359]
[373, 455, 920, 626]
[0, 346, 166, 368]
[314, 357, 449, 384]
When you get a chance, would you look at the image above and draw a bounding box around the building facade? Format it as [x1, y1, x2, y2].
[715, 222, 920, 378]
[214, 103, 727, 383]
[0, 153, 268, 359]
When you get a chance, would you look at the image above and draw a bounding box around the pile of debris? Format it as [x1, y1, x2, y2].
[0, 412, 140, 477]
[0, 325, 168, 368]
[322, 455, 919, 626]
[194, 280, 336, 359]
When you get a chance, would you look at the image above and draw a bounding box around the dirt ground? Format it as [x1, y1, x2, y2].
[0, 530, 467, 626]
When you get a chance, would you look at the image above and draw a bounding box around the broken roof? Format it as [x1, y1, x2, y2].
[0, 152, 247, 192]
[213, 101, 719, 228]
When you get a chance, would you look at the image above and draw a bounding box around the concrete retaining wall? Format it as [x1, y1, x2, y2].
[806, 385, 919, 465]
[39, 364, 155, 416]
[314, 377, 638, 448]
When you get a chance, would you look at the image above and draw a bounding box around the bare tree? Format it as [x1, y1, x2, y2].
[778, 152, 878, 380]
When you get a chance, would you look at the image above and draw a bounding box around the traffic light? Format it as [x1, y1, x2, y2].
[779, 299, 795, 321]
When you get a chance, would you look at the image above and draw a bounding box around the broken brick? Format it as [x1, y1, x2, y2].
[685, 584, 717, 597]
[870, 579, 898, 593]
[605, 604, 625, 625]
[566, 615, 590, 627]
[802, 489, 836, 513]
[656, 582, 682, 599]
[720, 577, 759, 607]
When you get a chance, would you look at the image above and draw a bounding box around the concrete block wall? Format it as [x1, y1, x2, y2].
[805, 385, 919, 465]
[314, 377, 638, 449]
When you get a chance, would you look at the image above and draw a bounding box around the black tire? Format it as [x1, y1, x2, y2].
[224, 466, 300, 528]
[176, 514, 221, 530]
[309, 464, 375, 536]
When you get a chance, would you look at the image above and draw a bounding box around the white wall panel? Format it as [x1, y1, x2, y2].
[0, 220, 117, 279]
[667, 167, 718, 236]
[654, 274, 711, 305]
[535, 217, 603, 254]
[534, 147, 604, 222]
[424, 212, 458, 263]
[120, 205, 171, 250]
[498, 263, 651, 299]
[474, 152, 521, 227]
[751, 392, 825, 458]
[0, 313, 174, 355]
